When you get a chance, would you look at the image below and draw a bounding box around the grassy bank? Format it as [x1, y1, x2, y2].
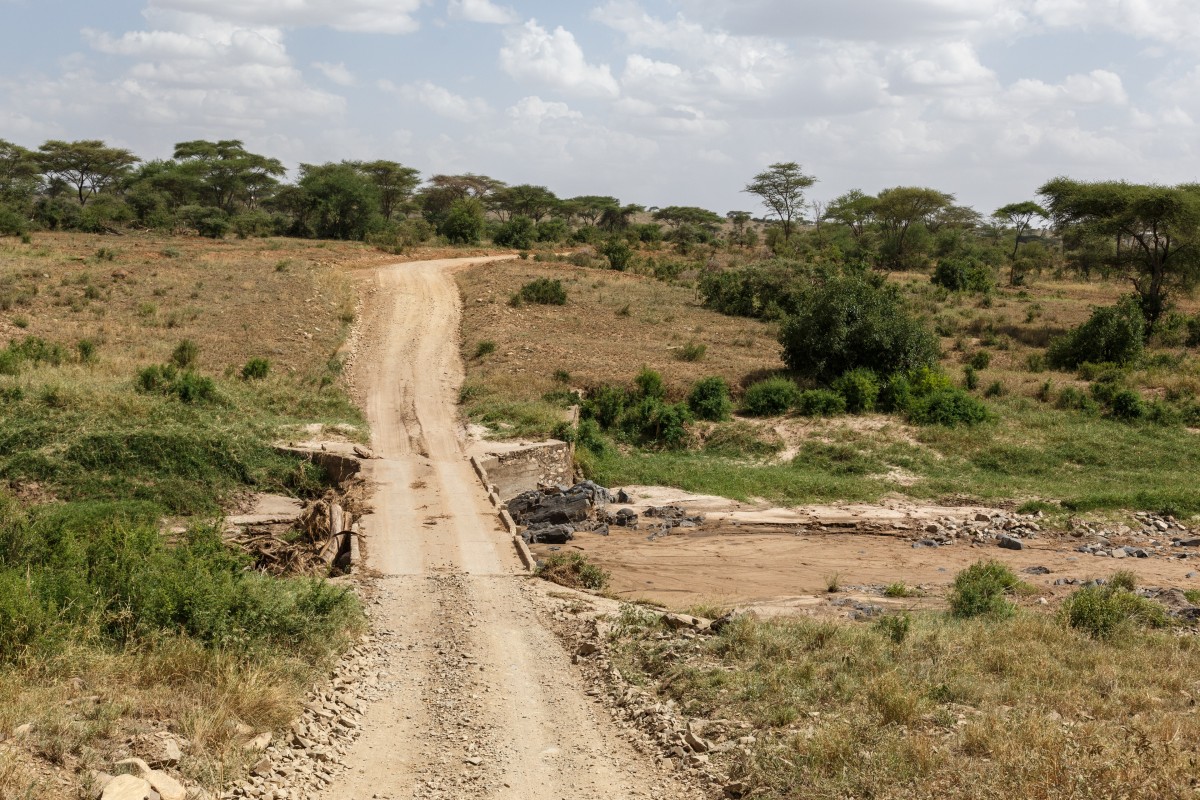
[458, 258, 1200, 518]
[579, 397, 1200, 515]
[0, 232, 374, 797]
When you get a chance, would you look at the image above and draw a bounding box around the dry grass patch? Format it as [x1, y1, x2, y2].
[612, 606, 1200, 799]
[457, 260, 783, 409]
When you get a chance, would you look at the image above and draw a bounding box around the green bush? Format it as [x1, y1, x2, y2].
[179, 205, 230, 239]
[1061, 584, 1169, 639]
[949, 560, 1021, 618]
[742, 376, 800, 417]
[687, 376, 733, 421]
[136, 364, 217, 404]
[969, 351, 992, 370]
[1055, 386, 1098, 412]
[601, 237, 634, 271]
[170, 339, 199, 369]
[620, 397, 692, 448]
[76, 339, 98, 364]
[241, 358, 270, 381]
[583, 384, 629, 428]
[963, 365, 979, 391]
[677, 342, 707, 362]
[474, 340, 497, 359]
[0, 503, 360, 662]
[517, 278, 567, 305]
[0, 204, 28, 237]
[875, 612, 912, 643]
[439, 198, 485, 244]
[634, 367, 666, 400]
[907, 387, 990, 427]
[1187, 314, 1200, 347]
[1109, 389, 1145, 420]
[536, 552, 609, 591]
[931, 256, 994, 293]
[779, 276, 939, 382]
[832, 368, 880, 413]
[493, 215, 536, 249]
[795, 389, 847, 417]
[1047, 298, 1145, 369]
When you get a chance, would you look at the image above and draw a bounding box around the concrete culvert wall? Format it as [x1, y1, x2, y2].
[475, 440, 574, 499]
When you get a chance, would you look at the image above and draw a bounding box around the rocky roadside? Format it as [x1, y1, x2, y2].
[533, 584, 744, 799]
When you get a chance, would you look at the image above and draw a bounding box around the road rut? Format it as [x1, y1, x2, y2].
[327, 257, 696, 799]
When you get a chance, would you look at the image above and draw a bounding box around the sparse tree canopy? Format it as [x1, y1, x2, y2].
[652, 205, 723, 231]
[824, 190, 877, 239]
[173, 140, 285, 213]
[0, 139, 39, 205]
[874, 186, 954, 270]
[355, 160, 420, 220]
[600, 203, 643, 232]
[427, 173, 505, 201]
[494, 184, 559, 223]
[569, 195, 619, 227]
[993, 201, 1047, 259]
[743, 162, 816, 243]
[1039, 177, 1200, 331]
[37, 139, 139, 205]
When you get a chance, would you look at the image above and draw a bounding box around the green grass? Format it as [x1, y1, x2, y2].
[578, 399, 1200, 515]
[0, 364, 364, 514]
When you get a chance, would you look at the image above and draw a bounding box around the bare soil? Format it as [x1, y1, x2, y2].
[334, 256, 698, 799]
[530, 486, 1200, 615]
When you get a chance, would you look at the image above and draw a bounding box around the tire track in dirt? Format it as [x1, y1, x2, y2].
[325, 257, 698, 800]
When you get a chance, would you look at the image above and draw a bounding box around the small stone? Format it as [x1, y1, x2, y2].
[997, 535, 1024, 551]
[577, 642, 599, 657]
[12, 723, 32, 739]
[244, 733, 273, 752]
[101, 775, 152, 800]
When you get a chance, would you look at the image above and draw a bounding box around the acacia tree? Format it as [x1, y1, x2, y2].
[1039, 177, 1200, 332]
[743, 162, 816, 244]
[37, 139, 139, 205]
[993, 201, 1047, 259]
[173, 140, 285, 213]
[0, 139, 39, 205]
[874, 186, 953, 271]
[494, 184, 558, 223]
[569, 195, 619, 227]
[824, 189, 877, 240]
[354, 160, 420, 221]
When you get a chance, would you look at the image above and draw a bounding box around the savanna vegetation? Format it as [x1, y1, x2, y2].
[458, 165, 1200, 520]
[0, 232, 375, 795]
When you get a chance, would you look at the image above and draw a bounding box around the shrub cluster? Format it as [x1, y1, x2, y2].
[1047, 298, 1145, 369]
[514, 277, 568, 306]
[739, 365, 989, 427]
[0, 336, 68, 376]
[931, 256, 995, 293]
[949, 560, 1023, 618]
[778, 276, 939, 382]
[1061, 578, 1169, 639]
[580, 368, 693, 448]
[0, 498, 360, 662]
[137, 363, 217, 403]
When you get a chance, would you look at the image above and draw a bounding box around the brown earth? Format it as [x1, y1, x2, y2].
[529, 486, 1200, 616]
[332, 256, 699, 799]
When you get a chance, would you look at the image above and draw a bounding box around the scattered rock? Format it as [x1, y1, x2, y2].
[997, 535, 1024, 551]
[101, 774, 152, 800]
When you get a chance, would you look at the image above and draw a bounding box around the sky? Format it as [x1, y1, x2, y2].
[1, 0, 1199, 217]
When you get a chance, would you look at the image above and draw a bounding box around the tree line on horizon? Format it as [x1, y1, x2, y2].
[0, 139, 1197, 333]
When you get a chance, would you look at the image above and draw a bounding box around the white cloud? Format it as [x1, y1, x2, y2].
[447, 0, 517, 25]
[149, 0, 423, 34]
[312, 61, 355, 86]
[895, 42, 996, 92]
[506, 95, 582, 122]
[499, 20, 620, 98]
[381, 79, 491, 122]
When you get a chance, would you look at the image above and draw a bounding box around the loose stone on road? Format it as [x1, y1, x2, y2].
[324, 256, 699, 800]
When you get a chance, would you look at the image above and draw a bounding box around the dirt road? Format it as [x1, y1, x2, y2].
[330, 257, 695, 800]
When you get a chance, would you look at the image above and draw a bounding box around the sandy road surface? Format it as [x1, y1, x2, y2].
[328, 257, 696, 800]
